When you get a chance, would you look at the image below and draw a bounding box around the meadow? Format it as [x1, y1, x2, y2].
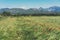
[0, 16, 60, 40]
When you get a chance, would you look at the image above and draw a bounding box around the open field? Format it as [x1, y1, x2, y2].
[0, 16, 60, 40]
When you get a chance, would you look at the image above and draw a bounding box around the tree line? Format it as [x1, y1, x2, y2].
[0, 11, 60, 16]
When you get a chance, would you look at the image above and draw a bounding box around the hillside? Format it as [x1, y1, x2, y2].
[0, 6, 60, 16]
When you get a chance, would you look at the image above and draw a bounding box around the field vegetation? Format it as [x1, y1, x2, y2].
[0, 16, 60, 40]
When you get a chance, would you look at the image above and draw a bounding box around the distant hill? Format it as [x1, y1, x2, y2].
[0, 6, 60, 16]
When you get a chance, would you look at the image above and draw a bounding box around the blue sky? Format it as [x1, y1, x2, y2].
[0, 0, 60, 9]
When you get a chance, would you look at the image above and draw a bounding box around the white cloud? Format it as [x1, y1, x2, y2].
[20, 6, 28, 9]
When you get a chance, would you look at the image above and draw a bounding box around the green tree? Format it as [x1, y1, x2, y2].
[2, 11, 11, 16]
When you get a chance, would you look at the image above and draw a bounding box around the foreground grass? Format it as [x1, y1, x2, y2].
[0, 16, 60, 40]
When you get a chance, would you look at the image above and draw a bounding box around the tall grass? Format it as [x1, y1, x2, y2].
[0, 16, 60, 40]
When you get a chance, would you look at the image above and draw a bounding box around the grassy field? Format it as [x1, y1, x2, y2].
[0, 16, 60, 40]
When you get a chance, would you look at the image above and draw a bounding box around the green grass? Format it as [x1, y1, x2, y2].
[0, 16, 60, 40]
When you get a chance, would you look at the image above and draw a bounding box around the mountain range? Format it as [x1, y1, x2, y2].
[0, 6, 60, 15]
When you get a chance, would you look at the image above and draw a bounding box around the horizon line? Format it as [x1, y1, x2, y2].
[0, 6, 60, 9]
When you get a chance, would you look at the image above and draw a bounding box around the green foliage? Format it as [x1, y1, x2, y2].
[1, 11, 11, 16]
[0, 16, 60, 40]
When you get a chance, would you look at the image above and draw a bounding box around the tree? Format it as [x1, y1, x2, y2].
[1, 11, 11, 16]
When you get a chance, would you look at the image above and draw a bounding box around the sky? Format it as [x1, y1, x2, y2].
[0, 0, 60, 9]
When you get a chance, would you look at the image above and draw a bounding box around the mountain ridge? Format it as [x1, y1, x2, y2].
[0, 6, 60, 15]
